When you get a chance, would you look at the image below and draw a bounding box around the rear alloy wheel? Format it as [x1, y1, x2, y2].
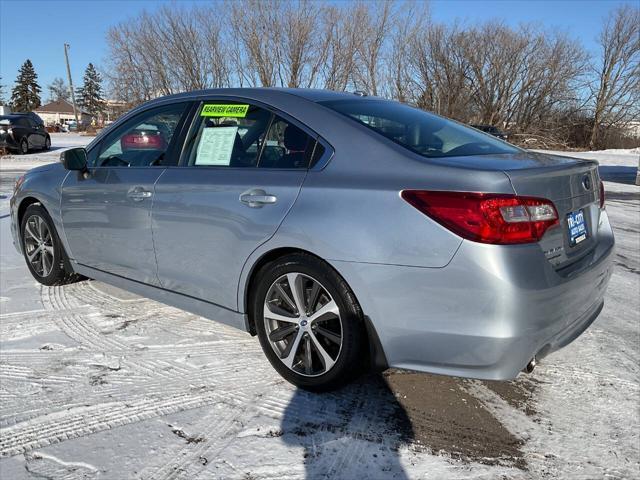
[264, 273, 343, 376]
[19, 138, 28, 154]
[254, 253, 365, 391]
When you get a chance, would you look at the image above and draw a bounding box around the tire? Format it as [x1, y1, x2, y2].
[44, 136, 51, 150]
[19, 138, 29, 155]
[253, 253, 366, 392]
[21, 204, 82, 286]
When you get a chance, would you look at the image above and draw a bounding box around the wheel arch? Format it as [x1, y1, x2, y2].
[240, 246, 388, 371]
[242, 247, 312, 334]
[17, 196, 44, 232]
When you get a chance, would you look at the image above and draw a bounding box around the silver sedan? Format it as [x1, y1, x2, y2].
[10, 89, 614, 391]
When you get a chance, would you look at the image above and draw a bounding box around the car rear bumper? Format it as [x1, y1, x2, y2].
[0, 139, 18, 150]
[331, 211, 615, 380]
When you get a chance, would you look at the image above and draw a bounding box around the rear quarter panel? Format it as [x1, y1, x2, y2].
[237, 136, 517, 312]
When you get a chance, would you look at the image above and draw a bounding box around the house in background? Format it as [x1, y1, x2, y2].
[102, 99, 129, 123]
[35, 99, 92, 126]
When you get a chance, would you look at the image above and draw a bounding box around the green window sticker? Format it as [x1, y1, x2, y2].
[201, 104, 249, 118]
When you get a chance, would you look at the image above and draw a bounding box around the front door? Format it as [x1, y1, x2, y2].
[60, 102, 189, 285]
[153, 100, 319, 310]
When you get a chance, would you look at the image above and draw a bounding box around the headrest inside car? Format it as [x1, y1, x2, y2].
[284, 125, 308, 151]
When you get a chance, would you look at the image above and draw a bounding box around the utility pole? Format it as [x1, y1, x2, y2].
[64, 43, 80, 127]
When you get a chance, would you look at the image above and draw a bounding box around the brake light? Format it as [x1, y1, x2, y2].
[121, 133, 166, 151]
[599, 180, 605, 209]
[401, 190, 559, 245]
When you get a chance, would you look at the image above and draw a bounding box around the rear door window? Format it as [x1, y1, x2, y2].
[258, 116, 315, 169]
[186, 103, 272, 167]
[185, 102, 317, 169]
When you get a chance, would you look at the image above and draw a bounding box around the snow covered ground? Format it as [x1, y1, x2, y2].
[0, 137, 638, 479]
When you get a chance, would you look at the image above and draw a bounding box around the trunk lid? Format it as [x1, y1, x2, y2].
[502, 152, 601, 270]
[429, 151, 601, 269]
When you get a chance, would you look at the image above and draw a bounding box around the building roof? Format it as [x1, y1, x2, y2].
[35, 99, 90, 115]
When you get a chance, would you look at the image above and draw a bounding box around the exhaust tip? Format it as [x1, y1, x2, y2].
[524, 357, 537, 374]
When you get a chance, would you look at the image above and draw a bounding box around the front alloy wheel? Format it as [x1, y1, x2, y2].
[21, 204, 81, 286]
[263, 273, 343, 377]
[23, 214, 55, 277]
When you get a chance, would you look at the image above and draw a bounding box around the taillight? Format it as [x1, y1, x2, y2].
[401, 190, 559, 245]
[121, 133, 166, 151]
[599, 180, 605, 209]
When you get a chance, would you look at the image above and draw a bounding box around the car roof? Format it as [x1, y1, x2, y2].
[141, 87, 377, 108]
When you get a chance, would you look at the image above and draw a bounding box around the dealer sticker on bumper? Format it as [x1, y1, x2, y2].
[567, 209, 588, 246]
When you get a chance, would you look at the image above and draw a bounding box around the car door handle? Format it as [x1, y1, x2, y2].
[240, 189, 277, 208]
[127, 187, 153, 202]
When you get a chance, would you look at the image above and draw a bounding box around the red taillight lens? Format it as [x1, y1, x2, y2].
[599, 180, 605, 209]
[121, 133, 166, 151]
[401, 190, 559, 245]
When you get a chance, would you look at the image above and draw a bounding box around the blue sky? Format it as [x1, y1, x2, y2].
[0, 0, 635, 101]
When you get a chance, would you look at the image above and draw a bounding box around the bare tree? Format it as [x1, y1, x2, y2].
[102, 0, 636, 149]
[228, 0, 280, 86]
[407, 22, 471, 119]
[48, 77, 70, 102]
[320, 5, 360, 91]
[386, 1, 429, 102]
[589, 4, 640, 149]
[351, 1, 393, 95]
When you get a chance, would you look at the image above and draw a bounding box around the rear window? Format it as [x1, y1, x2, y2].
[319, 99, 520, 159]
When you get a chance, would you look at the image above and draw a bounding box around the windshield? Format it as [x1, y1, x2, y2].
[319, 99, 520, 158]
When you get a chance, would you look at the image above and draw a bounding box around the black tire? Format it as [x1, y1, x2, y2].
[44, 136, 51, 150]
[253, 253, 366, 392]
[20, 204, 82, 286]
[19, 138, 29, 155]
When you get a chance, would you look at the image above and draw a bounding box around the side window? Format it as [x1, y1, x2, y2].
[187, 102, 272, 167]
[186, 102, 317, 169]
[258, 116, 315, 169]
[18, 118, 30, 128]
[94, 103, 187, 168]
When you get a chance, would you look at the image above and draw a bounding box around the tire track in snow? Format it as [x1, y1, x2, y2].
[0, 373, 274, 458]
[41, 285, 194, 380]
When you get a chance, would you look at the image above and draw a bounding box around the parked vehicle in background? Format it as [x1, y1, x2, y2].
[471, 124, 509, 140]
[12, 111, 45, 127]
[10, 89, 614, 391]
[0, 114, 51, 154]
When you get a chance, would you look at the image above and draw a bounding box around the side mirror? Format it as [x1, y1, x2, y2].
[60, 148, 88, 171]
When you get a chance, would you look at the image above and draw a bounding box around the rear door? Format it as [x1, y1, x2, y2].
[61, 102, 190, 284]
[152, 100, 320, 310]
